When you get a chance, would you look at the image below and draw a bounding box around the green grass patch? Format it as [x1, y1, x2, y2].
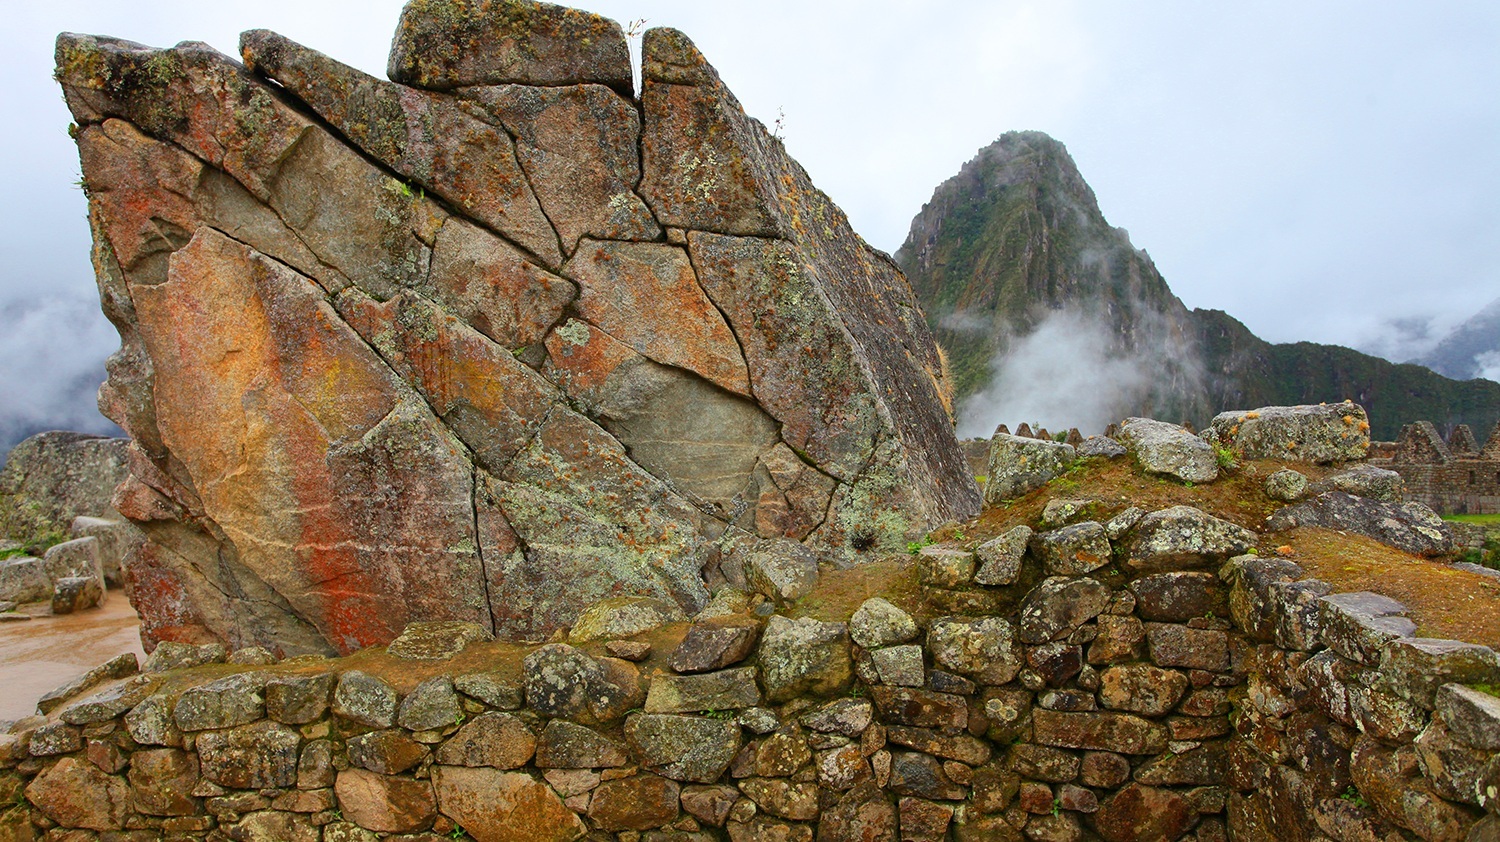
[1444, 513, 1500, 525]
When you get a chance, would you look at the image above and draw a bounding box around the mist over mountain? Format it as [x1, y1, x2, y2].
[898, 131, 1500, 442]
[1413, 296, 1500, 382]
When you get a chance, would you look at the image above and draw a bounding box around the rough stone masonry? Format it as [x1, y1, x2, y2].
[55, 0, 981, 655]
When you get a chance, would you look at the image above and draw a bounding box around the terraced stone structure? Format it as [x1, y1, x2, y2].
[56, 0, 979, 654]
[7, 484, 1497, 842]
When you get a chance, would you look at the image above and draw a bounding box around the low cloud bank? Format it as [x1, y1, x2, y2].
[955, 308, 1202, 439]
[0, 293, 120, 461]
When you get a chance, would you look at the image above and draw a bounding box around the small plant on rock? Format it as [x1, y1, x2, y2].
[1340, 786, 1370, 809]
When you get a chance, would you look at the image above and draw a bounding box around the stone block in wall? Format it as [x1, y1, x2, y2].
[336, 767, 437, 834]
[1435, 684, 1500, 752]
[1376, 638, 1500, 710]
[1030, 522, 1111, 576]
[624, 714, 741, 783]
[1126, 506, 1255, 573]
[1220, 556, 1303, 642]
[1317, 592, 1416, 666]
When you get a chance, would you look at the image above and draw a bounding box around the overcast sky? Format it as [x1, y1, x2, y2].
[2, 1, 1497, 445]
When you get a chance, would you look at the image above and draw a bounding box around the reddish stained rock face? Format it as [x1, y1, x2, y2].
[57, 0, 980, 654]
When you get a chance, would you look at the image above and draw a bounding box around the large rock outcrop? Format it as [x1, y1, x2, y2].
[0, 431, 128, 543]
[57, 0, 979, 654]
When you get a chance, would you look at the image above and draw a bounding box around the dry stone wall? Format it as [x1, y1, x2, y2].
[1371, 422, 1500, 516]
[6, 486, 1497, 842]
[55, 0, 979, 656]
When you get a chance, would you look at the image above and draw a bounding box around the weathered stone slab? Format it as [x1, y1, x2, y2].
[242, 29, 562, 268]
[1118, 417, 1218, 483]
[974, 525, 1030, 587]
[927, 616, 1021, 684]
[1018, 577, 1111, 645]
[388, 0, 632, 92]
[1030, 522, 1111, 576]
[336, 768, 437, 835]
[196, 720, 300, 788]
[1126, 506, 1255, 572]
[465, 83, 659, 251]
[983, 434, 1076, 503]
[645, 667, 762, 713]
[25, 756, 130, 831]
[1031, 710, 1167, 755]
[1317, 591, 1415, 666]
[624, 714, 742, 783]
[1211, 402, 1370, 463]
[1267, 492, 1452, 557]
[436, 712, 536, 769]
[1377, 638, 1500, 709]
[758, 616, 852, 703]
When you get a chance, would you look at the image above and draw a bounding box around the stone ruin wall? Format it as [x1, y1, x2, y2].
[3, 496, 1498, 842]
[1371, 422, 1500, 515]
[56, 0, 981, 658]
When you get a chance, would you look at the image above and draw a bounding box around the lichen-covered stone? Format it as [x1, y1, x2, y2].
[51, 575, 104, 615]
[1211, 403, 1370, 463]
[396, 676, 462, 732]
[916, 546, 976, 588]
[743, 541, 821, 605]
[589, 773, 681, 831]
[386, 621, 494, 660]
[333, 671, 398, 728]
[1093, 784, 1196, 842]
[336, 768, 437, 835]
[671, 616, 762, 674]
[1129, 572, 1225, 623]
[624, 714, 742, 783]
[1126, 506, 1256, 572]
[265, 673, 335, 725]
[128, 748, 199, 817]
[984, 434, 1076, 503]
[848, 598, 918, 649]
[436, 712, 536, 769]
[1118, 417, 1218, 483]
[1098, 664, 1189, 716]
[870, 645, 926, 687]
[173, 672, 266, 731]
[570, 597, 684, 644]
[974, 525, 1030, 586]
[142, 641, 226, 673]
[387, 0, 633, 92]
[57, 674, 152, 726]
[1435, 684, 1500, 751]
[1313, 464, 1405, 502]
[758, 616, 852, 703]
[1031, 710, 1167, 755]
[801, 698, 874, 737]
[1030, 522, 1111, 576]
[1263, 469, 1309, 502]
[927, 616, 1022, 684]
[535, 719, 628, 769]
[347, 730, 428, 775]
[25, 755, 130, 831]
[453, 673, 524, 710]
[197, 720, 300, 788]
[1267, 492, 1452, 557]
[645, 667, 762, 713]
[1376, 638, 1500, 709]
[1018, 577, 1111, 645]
[1317, 592, 1415, 666]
